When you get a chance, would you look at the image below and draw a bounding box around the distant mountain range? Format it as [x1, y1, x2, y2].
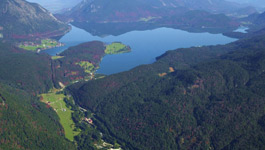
[66, 0, 255, 18]
[0, 0, 70, 41]
[57, 0, 252, 35]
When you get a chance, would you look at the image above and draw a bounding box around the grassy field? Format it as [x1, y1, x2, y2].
[139, 16, 157, 22]
[19, 39, 61, 51]
[75, 61, 95, 73]
[40, 89, 79, 141]
[105, 42, 130, 54]
[52, 56, 64, 60]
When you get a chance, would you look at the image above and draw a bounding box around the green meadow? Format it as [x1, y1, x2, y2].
[75, 61, 95, 73]
[105, 42, 130, 54]
[40, 89, 79, 141]
[19, 39, 61, 51]
[52, 56, 64, 60]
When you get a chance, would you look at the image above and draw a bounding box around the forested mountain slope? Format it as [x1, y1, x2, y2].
[0, 0, 70, 41]
[68, 35, 265, 150]
[0, 82, 76, 150]
[0, 41, 77, 149]
[0, 42, 53, 94]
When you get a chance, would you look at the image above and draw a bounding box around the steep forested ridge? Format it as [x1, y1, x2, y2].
[68, 35, 265, 150]
[0, 0, 70, 41]
[0, 42, 53, 94]
[0, 82, 76, 150]
[0, 41, 77, 149]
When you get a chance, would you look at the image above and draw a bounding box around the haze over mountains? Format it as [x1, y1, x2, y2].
[26, 0, 82, 12]
[226, 0, 265, 9]
[27, 0, 261, 14]
[64, 0, 256, 20]
[56, 0, 255, 36]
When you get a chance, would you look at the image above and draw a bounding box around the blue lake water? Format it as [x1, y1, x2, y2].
[233, 26, 249, 33]
[42, 25, 237, 75]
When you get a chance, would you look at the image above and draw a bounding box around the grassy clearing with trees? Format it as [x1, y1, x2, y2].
[40, 89, 80, 141]
[75, 61, 95, 73]
[105, 42, 131, 54]
[19, 39, 63, 51]
[52, 56, 64, 60]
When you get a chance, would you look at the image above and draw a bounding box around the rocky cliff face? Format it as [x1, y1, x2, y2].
[0, 0, 70, 40]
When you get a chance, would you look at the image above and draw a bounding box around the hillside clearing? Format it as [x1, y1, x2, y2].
[40, 89, 79, 141]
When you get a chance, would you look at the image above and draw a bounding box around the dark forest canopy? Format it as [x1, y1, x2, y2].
[0, 42, 54, 94]
[68, 34, 265, 150]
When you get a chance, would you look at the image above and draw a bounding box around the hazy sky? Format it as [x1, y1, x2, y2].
[27, 0, 265, 13]
[226, 0, 265, 8]
[26, 0, 82, 12]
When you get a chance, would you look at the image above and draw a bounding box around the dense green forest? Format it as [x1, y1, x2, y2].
[0, 81, 76, 150]
[0, 42, 53, 94]
[68, 35, 265, 150]
[0, 42, 77, 149]
[52, 41, 106, 86]
[0, 40, 129, 149]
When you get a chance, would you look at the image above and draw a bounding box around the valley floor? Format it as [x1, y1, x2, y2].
[40, 88, 80, 141]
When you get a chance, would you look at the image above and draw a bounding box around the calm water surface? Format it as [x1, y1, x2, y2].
[42, 25, 237, 75]
[233, 26, 249, 33]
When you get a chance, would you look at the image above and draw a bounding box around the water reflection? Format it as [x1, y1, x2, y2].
[42, 25, 237, 75]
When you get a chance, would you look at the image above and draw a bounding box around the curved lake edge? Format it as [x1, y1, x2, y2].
[42, 25, 238, 75]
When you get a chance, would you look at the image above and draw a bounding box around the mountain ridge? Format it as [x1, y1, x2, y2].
[57, 0, 242, 36]
[0, 0, 70, 41]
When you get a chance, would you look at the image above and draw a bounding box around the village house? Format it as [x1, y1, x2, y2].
[84, 117, 93, 124]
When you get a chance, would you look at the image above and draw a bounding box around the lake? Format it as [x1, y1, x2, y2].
[42, 25, 237, 75]
[233, 26, 249, 33]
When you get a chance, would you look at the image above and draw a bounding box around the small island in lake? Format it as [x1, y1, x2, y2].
[105, 42, 131, 54]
